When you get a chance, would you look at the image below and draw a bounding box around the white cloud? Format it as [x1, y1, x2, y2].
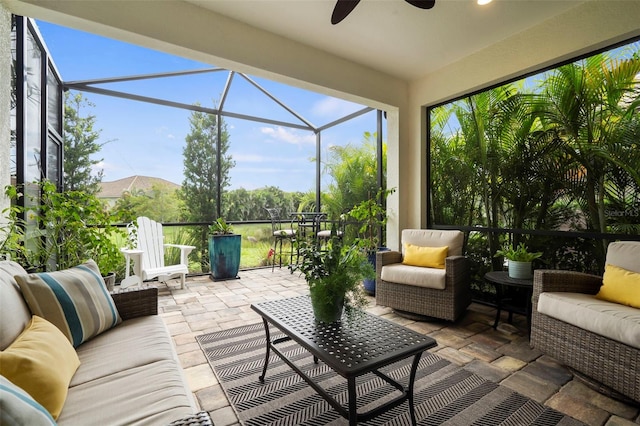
[260, 126, 315, 146]
[311, 97, 361, 118]
[155, 126, 176, 140]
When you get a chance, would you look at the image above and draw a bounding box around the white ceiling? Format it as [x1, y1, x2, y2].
[185, 0, 585, 80]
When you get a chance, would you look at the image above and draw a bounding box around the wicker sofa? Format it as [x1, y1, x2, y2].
[0, 260, 212, 425]
[375, 229, 471, 321]
[530, 241, 640, 404]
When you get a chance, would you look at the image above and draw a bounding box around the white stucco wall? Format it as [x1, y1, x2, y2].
[0, 3, 11, 227]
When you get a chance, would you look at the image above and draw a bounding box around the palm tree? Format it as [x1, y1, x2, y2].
[533, 50, 640, 258]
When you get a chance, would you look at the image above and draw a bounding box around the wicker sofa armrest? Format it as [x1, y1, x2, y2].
[445, 255, 467, 273]
[445, 255, 470, 287]
[167, 411, 213, 426]
[110, 286, 158, 320]
[377, 250, 402, 265]
[532, 269, 601, 313]
[376, 250, 402, 279]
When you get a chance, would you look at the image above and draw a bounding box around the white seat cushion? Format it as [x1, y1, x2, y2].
[60, 360, 194, 426]
[72, 316, 179, 386]
[538, 292, 640, 350]
[317, 230, 343, 238]
[381, 264, 446, 289]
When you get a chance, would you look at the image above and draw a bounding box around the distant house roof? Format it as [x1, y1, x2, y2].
[98, 175, 180, 199]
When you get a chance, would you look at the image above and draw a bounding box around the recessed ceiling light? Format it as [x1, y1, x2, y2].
[477, 0, 493, 5]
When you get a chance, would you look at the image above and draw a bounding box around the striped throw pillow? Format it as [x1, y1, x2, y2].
[0, 375, 56, 425]
[14, 260, 122, 347]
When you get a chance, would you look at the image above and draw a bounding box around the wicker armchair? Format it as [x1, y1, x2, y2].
[375, 229, 471, 321]
[530, 241, 640, 404]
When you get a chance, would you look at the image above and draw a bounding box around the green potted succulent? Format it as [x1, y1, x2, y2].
[290, 229, 374, 323]
[208, 218, 241, 281]
[348, 187, 395, 295]
[494, 242, 542, 279]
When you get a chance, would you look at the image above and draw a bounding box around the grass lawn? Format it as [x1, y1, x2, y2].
[121, 222, 297, 275]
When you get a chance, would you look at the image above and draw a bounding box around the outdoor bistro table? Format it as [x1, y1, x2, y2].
[484, 271, 534, 331]
[251, 296, 437, 425]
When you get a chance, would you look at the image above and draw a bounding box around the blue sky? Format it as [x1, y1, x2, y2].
[36, 20, 378, 193]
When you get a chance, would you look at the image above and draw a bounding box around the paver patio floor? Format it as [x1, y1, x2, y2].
[155, 268, 639, 426]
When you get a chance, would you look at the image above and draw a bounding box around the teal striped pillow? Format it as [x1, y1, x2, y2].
[0, 376, 56, 425]
[15, 260, 122, 347]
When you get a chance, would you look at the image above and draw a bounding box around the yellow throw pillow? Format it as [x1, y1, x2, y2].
[596, 264, 640, 308]
[402, 244, 449, 269]
[0, 316, 80, 419]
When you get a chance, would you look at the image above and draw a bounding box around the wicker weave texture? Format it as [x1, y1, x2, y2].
[110, 286, 158, 320]
[167, 411, 213, 426]
[375, 251, 471, 321]
[530, 269, 639, 403]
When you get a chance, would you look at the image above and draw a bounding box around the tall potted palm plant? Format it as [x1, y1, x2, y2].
[348, 187, 395, 295]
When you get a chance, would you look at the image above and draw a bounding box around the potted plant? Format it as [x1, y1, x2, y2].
[348, 187, 395, 295]
[2, 182, 126, 288]
[290, 229, 374, 323]
[494, 242, 542, 279]
[208, 218, 241, 281]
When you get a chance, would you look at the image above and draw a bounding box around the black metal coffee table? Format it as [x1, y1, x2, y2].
[251, 295, 437, 425]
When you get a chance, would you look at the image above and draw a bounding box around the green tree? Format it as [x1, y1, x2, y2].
[451, 86, 514, 268]
[429, 104, 480, 226]
[180, 106, 234, 270]
[114, 184, 184, 223]
[63, 92, 109, 194]
[316, 132, 384, 221]
[429, 44, 640, 274]
[223, 186, 302, 221]
[534, 51, 640, 257]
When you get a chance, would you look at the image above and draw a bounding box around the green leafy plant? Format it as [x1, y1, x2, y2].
[289, 228, 374, 319]
[495, 242, 542, 262]
[2, 181, 129, 277]
[208, 217, 234, 235]
[348, 187, 396, 252]
[0, 186, 29, 263]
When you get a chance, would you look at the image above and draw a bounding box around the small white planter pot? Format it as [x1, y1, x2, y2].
[508, 260, 532, 279]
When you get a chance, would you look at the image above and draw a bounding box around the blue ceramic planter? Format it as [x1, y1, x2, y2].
[363, 247, 388, 295]
[209, 234, 241, 281]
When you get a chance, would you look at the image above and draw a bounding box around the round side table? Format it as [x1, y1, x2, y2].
[484, 271, 533, 331]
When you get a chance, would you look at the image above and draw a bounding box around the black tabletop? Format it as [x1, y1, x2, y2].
[251, 295, 437, 378]
[484, 270, 533, 288]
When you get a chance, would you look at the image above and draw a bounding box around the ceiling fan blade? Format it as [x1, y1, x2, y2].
[331, 0, 361, 25]
[405, 0, 436, 9]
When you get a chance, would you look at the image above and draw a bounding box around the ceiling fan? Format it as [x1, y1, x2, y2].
[331, 0, 436, 25]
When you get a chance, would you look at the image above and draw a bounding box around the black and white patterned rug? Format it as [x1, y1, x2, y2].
[197, 323, 584, 425]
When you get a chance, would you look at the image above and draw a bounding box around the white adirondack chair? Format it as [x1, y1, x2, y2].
[121, 217, 195, 289]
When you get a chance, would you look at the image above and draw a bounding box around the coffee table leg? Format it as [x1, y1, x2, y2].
[408, 352, 423, 426]
[258, 319, 271, 382]
[347, 377, 357, 426]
